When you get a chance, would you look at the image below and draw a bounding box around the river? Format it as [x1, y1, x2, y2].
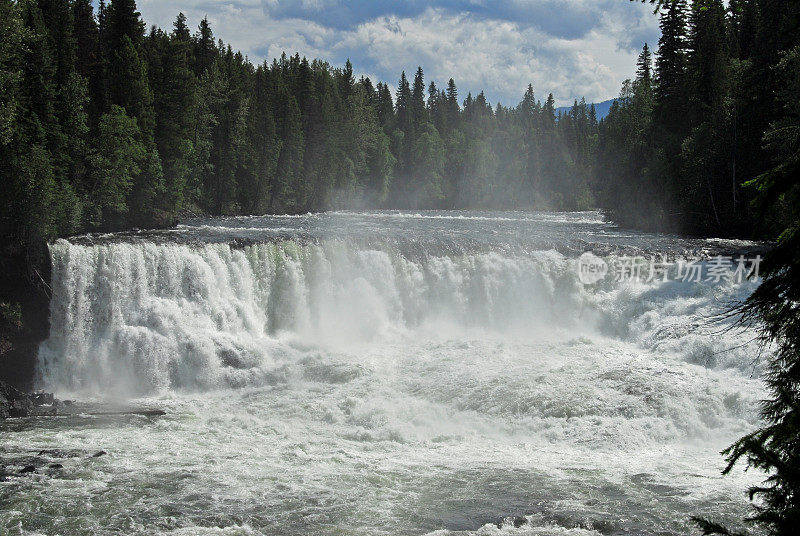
[1, 211, 766, 535]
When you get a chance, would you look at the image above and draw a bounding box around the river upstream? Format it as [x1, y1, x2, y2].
[1, 211, 767, 535]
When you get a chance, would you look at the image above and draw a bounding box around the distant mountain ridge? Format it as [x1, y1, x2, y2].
[556, 98, 615, 120]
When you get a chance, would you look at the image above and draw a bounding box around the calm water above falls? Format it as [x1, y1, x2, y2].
[2, 211, 767, 535]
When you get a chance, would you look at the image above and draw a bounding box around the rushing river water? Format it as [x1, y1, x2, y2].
[1, 211, 767, 535]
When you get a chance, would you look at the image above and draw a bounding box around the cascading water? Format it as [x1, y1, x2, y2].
[38, 240, 587, 395]
[3, 212, 768, 536]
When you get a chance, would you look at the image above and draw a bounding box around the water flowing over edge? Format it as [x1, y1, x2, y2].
[38, 237, 762, 398]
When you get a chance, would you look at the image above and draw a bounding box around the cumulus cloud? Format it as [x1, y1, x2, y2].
[135, 0, 660, 106]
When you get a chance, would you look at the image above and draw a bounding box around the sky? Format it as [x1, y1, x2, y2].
[133, 0, 661, 107]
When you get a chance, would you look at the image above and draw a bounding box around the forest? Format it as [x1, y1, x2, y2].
[3, 0, 796, 251]
[1, 0, 600, 261]
[603, 0, 799, 237]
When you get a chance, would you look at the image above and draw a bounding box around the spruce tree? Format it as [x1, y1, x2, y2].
[654, 0, 689, 139]
[110, 34, 155, 141]
[411, 66, 427, 128]
[105, 0, 144, 50]
[194, 17, 216, 76]
[636, 42, 652, 86]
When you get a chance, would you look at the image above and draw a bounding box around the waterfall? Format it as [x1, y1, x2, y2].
[38, 239, 591, 394]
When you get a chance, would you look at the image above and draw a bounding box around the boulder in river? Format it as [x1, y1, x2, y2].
[8, 396, 33, 417]
[0, 380, 56, 417]
[31, 392, 54, 406]
[38, 449, 89, 458]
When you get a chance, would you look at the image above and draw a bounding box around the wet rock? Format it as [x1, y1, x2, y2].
[38, 448, 88, 458]
[31, 392, 54, 406]
[8, 397, 32, 417]
[92, 450, 107, 458]
[497, 516, 528, 529]
[19, 465, 36, 474]
[48, 463, 63, 469]
[219, 349, 246, 369]
[0, 380, 43, 417]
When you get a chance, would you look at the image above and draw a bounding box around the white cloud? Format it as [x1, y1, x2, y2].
[135, 0, 660, 106]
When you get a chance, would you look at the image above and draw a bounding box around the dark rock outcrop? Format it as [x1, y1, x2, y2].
[0, 381, 57, 418]
[31, 392, 54, 405]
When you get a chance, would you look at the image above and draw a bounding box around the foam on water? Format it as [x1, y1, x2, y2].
[1, 212, 768, 535]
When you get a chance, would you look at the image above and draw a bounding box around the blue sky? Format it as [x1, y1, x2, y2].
[134, 0, 660, 107]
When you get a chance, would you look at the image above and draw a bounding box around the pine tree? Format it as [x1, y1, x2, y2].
[339, 58, 354, 103]
[110, 34, 155, 141]
[636, 42, 652, 86]
[173, 12, 190, 41]
[10, 0, 62, 248]
[273, 93, 304, 211]
[145, 13, 196, 218]
[193, 17, 216, 76]
[375, 82, 394, 129]
[654, 0, 689, 140]
[37, 0, 77, 90]
[86, 105, 145, 228]
[688, 0, 729, 118]
[0, 0, 22, 149]
[411, 66, 427, 128]
[72, 0, 101, 126]
[445, 78, 459, 130]
[105, 0, 144, 50]
[395, 71, 411, 132]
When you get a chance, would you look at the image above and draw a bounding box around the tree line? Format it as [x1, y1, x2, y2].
[603, 0, 798, 237]
[1, 0, 602, 266]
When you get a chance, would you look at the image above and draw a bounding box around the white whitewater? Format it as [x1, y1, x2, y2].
[39, 240, 591, 394]
[4, 212, 768, 535]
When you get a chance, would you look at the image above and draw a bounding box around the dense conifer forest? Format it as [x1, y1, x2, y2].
[1, 0, 601, 255]
[1, 0, 796, 253]
[604, 0, 799, 237]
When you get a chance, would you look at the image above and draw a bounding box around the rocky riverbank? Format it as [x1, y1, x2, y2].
[0, 381, 57, 418]
[0, 380, 165, 419]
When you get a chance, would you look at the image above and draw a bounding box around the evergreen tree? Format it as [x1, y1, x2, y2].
[411, 66, 427, 128]
[653, 0, 689, 145]
[86, 105, 145, 228]
[193, 17, 215, 76]
[72, 0, 101, 126]
[636, 42, 652, 86]
[395, 71, 411, 132]
[105, 0, 144, 50]
[110, 34, 154, 141]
